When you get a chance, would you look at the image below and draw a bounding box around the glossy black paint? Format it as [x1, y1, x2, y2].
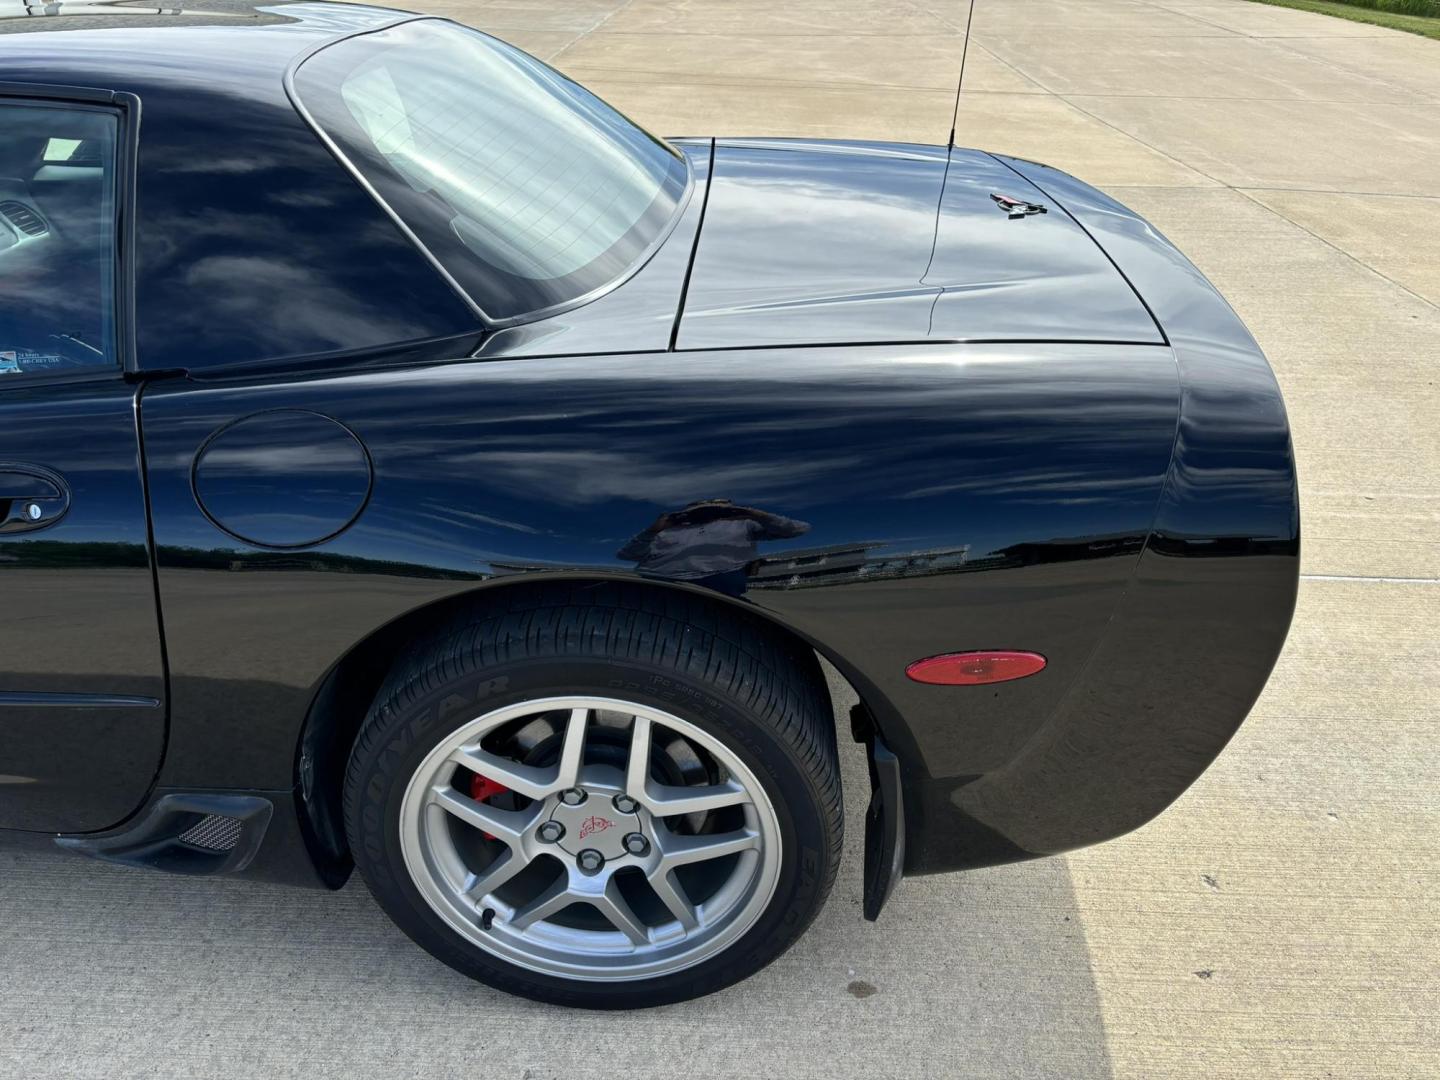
[677, 139, 1161, 350]
[0, 4, 1297, 892]
[1, 5, 483, 375]
[193, 409, 373, 548]
[921, 154, 1300, 868]
[0, 381, 165, 832]
[477, 141, 712, 359]
[0, 463, 71, 533]
[140, 340, 1180, 811]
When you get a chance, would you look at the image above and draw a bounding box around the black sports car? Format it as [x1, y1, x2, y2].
[0, 2, 1298, 1008]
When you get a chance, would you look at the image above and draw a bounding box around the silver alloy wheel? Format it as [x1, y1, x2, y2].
[398, 696, 783, 981]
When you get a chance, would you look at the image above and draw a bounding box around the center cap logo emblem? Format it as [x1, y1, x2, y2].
[578, 815, 615, 841]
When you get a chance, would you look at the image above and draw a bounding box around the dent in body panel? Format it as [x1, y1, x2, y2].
[0, 7, 1292, 873]
[139, 343, 1179, 799]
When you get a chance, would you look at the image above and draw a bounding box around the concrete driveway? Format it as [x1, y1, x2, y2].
[2, 2, 1437, 1077]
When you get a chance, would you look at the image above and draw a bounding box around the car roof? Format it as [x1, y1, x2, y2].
[0, 1, 484, 374]
[0, 2, 409, 94]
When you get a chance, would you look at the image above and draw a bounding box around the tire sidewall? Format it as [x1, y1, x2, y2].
[348, 654, 833, 1008]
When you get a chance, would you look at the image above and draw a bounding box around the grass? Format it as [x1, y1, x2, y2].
[1246, 0, 1440, 39]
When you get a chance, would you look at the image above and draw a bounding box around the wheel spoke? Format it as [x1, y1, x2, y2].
[449, 745, 559, 801]
[430, 787, 537, 846]
[594, 878, 651, 946]
[624, 714, 653, 799]
[647, 868, 700, 931]
[644, 780, 750, 818]
[556, 707, 589, 788]
[464, 849, 526, 903]
[402, 695, 783, 980]
[508, 876, 572, 931]
[624, 714, 752, 816]
[658, 827, 760, 869]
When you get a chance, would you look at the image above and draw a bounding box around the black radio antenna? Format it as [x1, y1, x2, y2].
[947, 0, 978, 149]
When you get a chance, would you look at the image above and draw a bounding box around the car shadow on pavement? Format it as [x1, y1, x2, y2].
[0, 683, 1113, 1080]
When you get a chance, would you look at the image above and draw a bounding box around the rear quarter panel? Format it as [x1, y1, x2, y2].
[139, 343, 1181, 836]
[918, 155, 1301, 869]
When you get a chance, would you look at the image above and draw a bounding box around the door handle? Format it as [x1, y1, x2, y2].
[0, 464, 71, 533]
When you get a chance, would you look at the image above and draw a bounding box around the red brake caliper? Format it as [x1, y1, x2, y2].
[469, 775, 510, 841]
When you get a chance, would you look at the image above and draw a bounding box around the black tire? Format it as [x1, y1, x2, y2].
[343, 582, 843, 1008]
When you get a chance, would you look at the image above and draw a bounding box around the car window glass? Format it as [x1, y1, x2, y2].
[294, 19, 689, 322]
[0, 102, 119, 376]
[43, 137, 84, 163]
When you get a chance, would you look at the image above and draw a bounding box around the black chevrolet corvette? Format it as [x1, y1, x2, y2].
[0, 2, 1298, 1007]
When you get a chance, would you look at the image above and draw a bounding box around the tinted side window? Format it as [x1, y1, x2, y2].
[0, 102, 119, 376]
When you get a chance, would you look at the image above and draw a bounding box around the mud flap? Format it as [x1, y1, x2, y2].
[854, 704, 905, 921]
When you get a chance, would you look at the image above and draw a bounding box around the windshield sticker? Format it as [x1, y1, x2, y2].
[0, 349, 70, 374]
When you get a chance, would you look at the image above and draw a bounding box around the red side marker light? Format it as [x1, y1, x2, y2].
[905, 650, 1047, 686]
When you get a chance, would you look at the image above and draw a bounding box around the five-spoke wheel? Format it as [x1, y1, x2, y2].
[400, 697, 782, 980]
[344, 586, 843, 1008]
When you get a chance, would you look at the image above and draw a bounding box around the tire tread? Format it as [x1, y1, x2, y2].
[342, 581, 845, 1004]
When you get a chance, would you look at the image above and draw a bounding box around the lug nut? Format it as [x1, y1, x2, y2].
[560, 788, 588, 806]
[622, 832, 650, 857]
[576, 849, 605, 874]
[612, 794, 639, 814]
[537, 820, 565, 843]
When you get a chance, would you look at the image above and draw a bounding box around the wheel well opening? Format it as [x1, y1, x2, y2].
[293, 575, 872, 879]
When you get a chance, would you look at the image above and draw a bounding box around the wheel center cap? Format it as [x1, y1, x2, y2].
[549, 796, 640, 860]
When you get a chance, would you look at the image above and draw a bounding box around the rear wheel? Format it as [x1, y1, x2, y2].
[343, 586, 843, 1008]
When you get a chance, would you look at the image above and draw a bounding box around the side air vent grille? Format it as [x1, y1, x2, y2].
[177, 814, 244, 852]
[0, 201, 46, 237]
